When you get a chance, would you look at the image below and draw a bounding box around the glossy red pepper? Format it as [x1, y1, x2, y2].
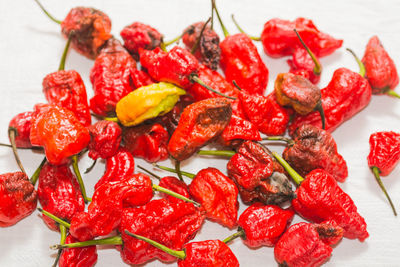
[37, 162, 84, 231]
[158, 176, 190, 204]
[288, 47, 322, 84]
[29, 104, 90, 165]
[274, 221, 343, 267]
[0, 172, 37, 227]
[219, 114, 261, 148]
[88, 120, 122, 160]
[90, 38, 137, 116]
[8, 111, 34, 149]
[131, 68, 155, 88]
[59, 235, 98, 267]
[122, 123, 169, 163]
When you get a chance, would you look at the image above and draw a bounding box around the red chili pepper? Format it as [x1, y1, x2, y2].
[29, 104, 90, 165]
[90, 38, 137, 116]
[131, 68, 155, 88]
[37, 162, 84, 231]
[274, 221, 343, 267]
[88, 120, 122, 160]
[0, 172, 37, 227]
[120, 22, 163, 59]
[219, 114, 261, 148]
[362, 36, 399, 96]
[122, 123, 169, 163]
[159, 176, 190, 204]
[367, 131, 400, 216]
[261, 17, 342, 58]
[59, 235, 98, 267]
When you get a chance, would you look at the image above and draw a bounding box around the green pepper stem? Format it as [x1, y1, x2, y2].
[33, 0, 62, 24]
[175, 160, 184, 182]
[212, 0, 229, 37]
[315, 102, 326, 130]
[346, 48, 366, 77]
[152, 184, 200, 207]
[0, 143, 12, 148]
[293, 29, 321, 75]
[371, 166, 397, 216]
[154, 164, 195, 179]
[210, 0, 214, 30]
[37, 208, 71, 228]
[124, 230, 186, 259]
[30, 157, 46, 185]
[51, 235, 123, 250]
[198, 150, 235, 157]
[8, 128, 26, 174]
[190, 75, 236, 100]
[262, 136, 294, 146]
[222, 229, 245, 243]
[137, 165, 161, 180]
[272, 151, 304, 185]
[163, 34, 182, 47]
[71, 155, 91, 203]
[103, 116, 119, 122]
[231, 15, 261, 41]
[232, 80, 242, 91]
[84, 159, 97, 174]
[58, 36, 72, 71]
[53, 224, 67, 267]
[387, 89, 400, 99]
[191, 17, 211, 54]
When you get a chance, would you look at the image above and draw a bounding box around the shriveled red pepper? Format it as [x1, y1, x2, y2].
[0, 172, 37, 227]
[219, 114, 261, 148]
[274, 221, 343, 267]
[37, 162, 84, 231]
[362, 36, 399, 97]
[29, 104, 90, 165]
[122, 123, 169, 163]
[261, 17, 342, 58]
[59, 235, 98, 267]
[120, 22, 163, 59]
[182, 21, 221, 70]
[273, 152, 369, 242]
[168, 98, 232, 161]
[90, 38, 137, 116]
[367, 131, 400, 216]
[88, 120, 122, 160]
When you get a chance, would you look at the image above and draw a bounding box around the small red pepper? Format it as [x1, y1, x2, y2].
[274, 221, 343, 267]
[218, 114, 261, 148]
[130, 68, 155, 88]
[88, 120, 122, 160]
[367, 131, 400, 216]
[158, 176, 190, 204]
[59, 235, 98, 267]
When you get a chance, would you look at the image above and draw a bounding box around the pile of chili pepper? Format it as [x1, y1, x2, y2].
[1, 1, 400, 266]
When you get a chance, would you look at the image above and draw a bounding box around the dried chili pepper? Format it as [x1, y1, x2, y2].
[120, 22, 163, 59]
[261, 17, 342, 58]
[88, 120, 122, 160]
[219, 114, 261, 148]
[362, 36, 399, 97]
[125, 231, 239, 267]
[274, 221, 343, 267]
[0, 172, 37, 227]
[274, 72, 326, 129]
[367, 131, 400, 216]
[90, 38, 137, 116]
[34, 0, 112, 59]
[116, 82, 186, 127]
[59, 235, 98, 267]
[122, 123, 169, 163]
[273, 152, 369, 241]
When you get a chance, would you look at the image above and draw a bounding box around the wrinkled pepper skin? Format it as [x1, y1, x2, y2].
[238, 203, 294, 248]
[61, 7, 112, 59]
[70, 174, 153, 241]
[131, 68, 155, 88]
[168, 98, 232, 161]
[140, 46, 199, 89]
[219, 114, 261, 148]
[227, 141, 294, 205]
[43, 70, 91, 126]
[362, 36, 399, 94]
[120, 22, 163, 58]
[90, 38, 137, 116]
[274, 221, 343, 267]
[88, 120, 122, 160]
[94, 147, 134, 190]
[8, 111, 34, 148]
[182, 22, 221, 70]
[189, 167, 238, 229]
[122, 123, 169, 163]
[261, 17, 342, 58]
[288, 47, 321, 84]
[240, 92, 290, 136]
[283, 124, 348, 182]
[367, 131, 400, 176]
[118, 198, 205, 265]
[30, 104, 90, 165]
[292, 169, 368, 241]
[220, 33, 269, 95]
[158, 176, 190, 204]
[289, 68, 372, 135]
[0, 172, 37, 227]
[37, 162, 84, 231]
[179, 240, 239, 267]
[59, 235, 98, 267]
